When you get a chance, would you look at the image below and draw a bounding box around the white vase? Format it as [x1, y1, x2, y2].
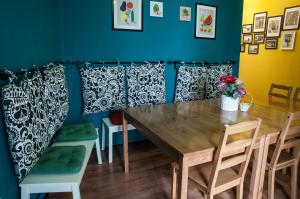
[221, 95, 240, 111]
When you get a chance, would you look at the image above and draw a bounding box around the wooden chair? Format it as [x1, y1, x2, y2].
[269, 83, 293, 100]
[171, 119, 262, 199]
[293, 87, 300, 101]
[267, 111, 300, 199]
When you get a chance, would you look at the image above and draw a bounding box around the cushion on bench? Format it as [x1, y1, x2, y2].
[30, 145, 86, 174]
[54, 123, 97, 142]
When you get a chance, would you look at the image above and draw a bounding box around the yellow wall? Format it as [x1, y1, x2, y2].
[239, 0, 300, 105]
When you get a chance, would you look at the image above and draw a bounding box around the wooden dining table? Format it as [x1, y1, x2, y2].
[122, 99, 296, 199]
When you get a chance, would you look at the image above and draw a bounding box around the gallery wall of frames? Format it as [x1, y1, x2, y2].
[240, 5, 300, 54]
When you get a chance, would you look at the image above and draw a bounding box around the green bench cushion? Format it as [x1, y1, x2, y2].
[30, 145, 86, 175]
[54, 123, 97, 142]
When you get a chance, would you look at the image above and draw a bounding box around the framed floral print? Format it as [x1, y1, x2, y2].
[113, 0, 143, 31]
[283, 6, 300, 30]
[266, 16, 282, 37]
[253, 12, 268, 33]
[195, 3, 217, 39]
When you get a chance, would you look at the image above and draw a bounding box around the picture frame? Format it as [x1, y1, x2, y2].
[180, 6, 191, 21]
[265, 38, 278, 49]
[150, 1, 163, 18]
[281, 31, 296, 50]
[243, 34, 253, 44]
[253, 12, 268, 33]
[241, 44, 245, 52]
[195, 3, 217, 39]
[254, 33, 265, 44]
[112, 0, 143, 31]
[242, 24, 252, 34]
[283, 6, 300, 30]
[266, 16, 283, 37]
[248, 44, 259, 54]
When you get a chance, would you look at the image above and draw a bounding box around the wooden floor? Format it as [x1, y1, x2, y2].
[46, 140, 299, 199]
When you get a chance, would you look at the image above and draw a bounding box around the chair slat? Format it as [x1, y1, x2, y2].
[269, 83, 293, 100]
[220, 154, 247, 170]
[226, 120, 258, 135]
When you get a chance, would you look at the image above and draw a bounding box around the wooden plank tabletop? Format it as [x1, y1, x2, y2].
[123, 99, 289, 156]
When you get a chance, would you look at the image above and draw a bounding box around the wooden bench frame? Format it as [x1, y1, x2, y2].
[19, 128, 102, 199]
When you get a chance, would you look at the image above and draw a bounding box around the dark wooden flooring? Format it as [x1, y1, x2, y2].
[46, 140, 299, 199]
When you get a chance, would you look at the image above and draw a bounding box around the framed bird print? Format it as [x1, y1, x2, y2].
[195, 3, 217, 39]
[113, 0, 143, 31]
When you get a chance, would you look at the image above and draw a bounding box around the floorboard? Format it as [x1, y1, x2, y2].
[46, 140, 299, 199]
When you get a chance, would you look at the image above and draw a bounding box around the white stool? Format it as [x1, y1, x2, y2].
[101, 118, 135, 163]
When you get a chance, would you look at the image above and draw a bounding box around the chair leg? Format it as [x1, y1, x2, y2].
[268, 168, 276, 199]
[95, 128, 102, 165]
[72, 184, 81, 199]
[237, 183, 243, 199]
[21, 187, 30, 199]
[101, 121, 105, 151]
[171, 167, 177, 199]
[291, 164, 298, 199]
[108, 129, 113, 163]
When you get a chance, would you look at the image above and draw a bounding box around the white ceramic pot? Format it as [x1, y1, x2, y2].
[221, 95, 240, 111]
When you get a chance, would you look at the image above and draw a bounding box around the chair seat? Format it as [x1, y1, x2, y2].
[54, 123, 97, 142]
[267, 145, 296, 169]
[172, 162, 240, 193]
[30, 145, 86, 175]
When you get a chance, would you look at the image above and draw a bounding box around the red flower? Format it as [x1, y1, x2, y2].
[220, 76, 237, 83]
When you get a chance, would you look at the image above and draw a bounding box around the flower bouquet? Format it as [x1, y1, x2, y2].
[217, 76, 246, 111]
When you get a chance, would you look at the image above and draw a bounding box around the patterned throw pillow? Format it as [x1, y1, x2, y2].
[80, 66, 126, 114]
[174, 66, 207, 102]
[2, 71, 49, 181]
[205, 64, 233, 99]
[43, 64, 69, 133]
[126, 63, 166, 107]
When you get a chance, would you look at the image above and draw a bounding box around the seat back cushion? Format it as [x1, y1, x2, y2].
[80, 66, 126, 114]
[174, 66, 207, 102]
[43, 63, 69, 133]
[205, 64, 233, 99]
[126, 63, 166, 107]
[53, 123, 97, 142]
[2, 71, 49, 181]
[30, 145, 86, 174]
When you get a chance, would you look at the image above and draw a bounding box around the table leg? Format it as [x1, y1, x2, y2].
[249, 136, 270, 199]
[178, 156, 188, 199]
[123, 117, 129, 173]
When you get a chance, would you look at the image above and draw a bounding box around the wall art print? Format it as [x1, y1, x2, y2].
[283, 6, 300, 30]
[180, 6, 191, 21]
[195, 4, 217, 39]
[267, 16, 282, 37]
[113, 0, 143, 31]
[281, 31, 296, 50]
[253, 12, 267, 33]
[150, 1, 163, 17]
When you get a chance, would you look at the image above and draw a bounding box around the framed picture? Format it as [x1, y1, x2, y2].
[243, 34, 253, 44]
[266, 16, 282, 37]
[254, 33, 265, 44]
[195, 4, 217, 39]
[265, 38, 278, 49]
[112, 0, 143, 31]
[283, 6, 300, 30]
[242, 24, 252, 34]
[249, 44, 259, 54]
[281, 31, 296, 50]
[241, 44, 245, 52]
[180, 6, 191, 21]
[253, 12, 268, 33]
[150, 1, 163, 17]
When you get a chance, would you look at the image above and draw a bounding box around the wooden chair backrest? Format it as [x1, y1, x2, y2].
[293, 87, 300, 101]
[208, 119, 262, 191]
[270, 111, 300, 166]
[269, 83, 293, 100]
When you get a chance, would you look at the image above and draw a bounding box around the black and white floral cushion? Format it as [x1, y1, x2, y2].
[2, 71, 48, 181]
[80, 66, 126, 114]
[205, 64, 233, 99]
[43, 64, 69, 132]
[126, 63, 166, 107]
[174, 66, 207, 102]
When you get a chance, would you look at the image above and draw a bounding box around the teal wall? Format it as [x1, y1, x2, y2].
[0, 0, 243, 198]
[0, 1, 61, 199]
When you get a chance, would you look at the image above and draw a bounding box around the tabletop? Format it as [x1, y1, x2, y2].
[123, 99, 289, 156]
